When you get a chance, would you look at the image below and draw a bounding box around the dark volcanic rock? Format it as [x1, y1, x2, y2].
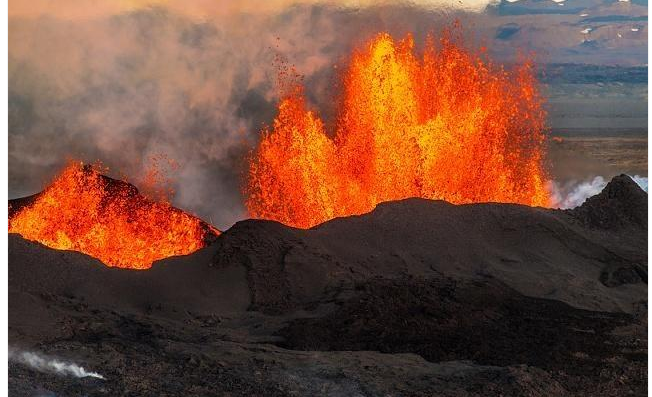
[570, 174, 648, 230]
[8, 193, 38, 218]
[277, 277, 645, 395]
[8, 178, 647, 396]
[214, 187, 647, 315]
[600, 262, 647, 287]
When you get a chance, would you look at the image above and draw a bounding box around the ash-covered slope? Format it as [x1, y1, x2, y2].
[214, 174, 647, 314]
[570, 173, 648, 230]
[8, 175, 647, 396]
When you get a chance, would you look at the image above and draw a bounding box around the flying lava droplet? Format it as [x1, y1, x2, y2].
[245, 28, 551, 229]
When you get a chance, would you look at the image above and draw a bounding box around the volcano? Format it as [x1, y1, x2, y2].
[8, 175, 647, 396]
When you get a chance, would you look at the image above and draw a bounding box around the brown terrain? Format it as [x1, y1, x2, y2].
[549, 135, 648, 180]
[8, 175, 648, 396]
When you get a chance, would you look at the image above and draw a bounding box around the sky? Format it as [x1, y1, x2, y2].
[9, 0, 500, 18]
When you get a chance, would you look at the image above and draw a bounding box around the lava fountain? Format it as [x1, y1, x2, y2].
[246, 29, 551, 228]
[9, 163, 219, 269]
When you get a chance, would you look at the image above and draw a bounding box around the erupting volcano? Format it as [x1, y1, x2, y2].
[8, 163, 219, 269]
[246, 29, 551, 228]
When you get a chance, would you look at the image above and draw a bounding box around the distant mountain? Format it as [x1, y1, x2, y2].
[483, 0, 647, 65]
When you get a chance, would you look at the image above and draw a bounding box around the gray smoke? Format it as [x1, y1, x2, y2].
[7, 4, 496, 229]
[9, 348, 105, 380]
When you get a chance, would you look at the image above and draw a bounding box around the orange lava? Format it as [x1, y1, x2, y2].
[9, 163, 219, 269]
[246, 30, 550, 229]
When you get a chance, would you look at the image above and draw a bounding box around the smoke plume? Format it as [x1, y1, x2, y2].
[9, 3, 494, 229]
[9, 348, 105, 380]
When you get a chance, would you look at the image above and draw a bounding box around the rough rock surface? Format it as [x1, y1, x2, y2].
[8, 175, 647, 396]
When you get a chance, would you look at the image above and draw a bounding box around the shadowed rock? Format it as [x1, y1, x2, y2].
[570, 174, 647, 230]
[8, 175, 647, 396]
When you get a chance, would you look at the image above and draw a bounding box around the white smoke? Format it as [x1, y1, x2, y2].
[550, 175, 648, 209]
[9, 348, 105, 380]
[630, 174, 648, 191]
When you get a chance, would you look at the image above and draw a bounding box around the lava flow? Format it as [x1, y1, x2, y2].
[246, 29, 551, 229]
[9, 163, 219, 269]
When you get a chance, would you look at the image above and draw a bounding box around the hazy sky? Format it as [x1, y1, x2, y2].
[9, 0, 499, 18]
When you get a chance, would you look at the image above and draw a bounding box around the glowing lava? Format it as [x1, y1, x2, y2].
[246, 30, 550, 228]
[9, 163, 219, 269]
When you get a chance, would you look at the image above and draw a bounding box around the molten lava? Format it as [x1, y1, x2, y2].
[246, 30, 550, 228]
[9, 163, 219, 269]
